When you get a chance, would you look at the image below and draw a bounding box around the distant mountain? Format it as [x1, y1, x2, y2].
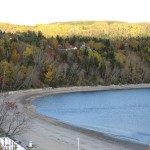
[0, 21, 150, 38]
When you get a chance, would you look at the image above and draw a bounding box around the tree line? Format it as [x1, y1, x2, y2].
[0, 29, 150, 90]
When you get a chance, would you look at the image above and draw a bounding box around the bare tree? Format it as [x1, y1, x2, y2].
[0, 94, 9, 128]
[0, 94, 30, 137]
[6, 108, 29, 136]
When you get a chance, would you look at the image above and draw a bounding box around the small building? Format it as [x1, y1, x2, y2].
[67, 45, 77, 50]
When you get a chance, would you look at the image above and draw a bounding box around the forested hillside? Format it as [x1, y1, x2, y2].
[0, 21, 150, 38]
[0, 21, 150, 90]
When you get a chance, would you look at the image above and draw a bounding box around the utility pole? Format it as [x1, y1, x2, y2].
[77, 137, 79, 150]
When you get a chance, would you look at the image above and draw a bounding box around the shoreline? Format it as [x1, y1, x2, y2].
[6, 84, 150, 150]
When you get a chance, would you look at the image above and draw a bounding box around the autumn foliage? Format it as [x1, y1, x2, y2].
[0, 21, 150, 90]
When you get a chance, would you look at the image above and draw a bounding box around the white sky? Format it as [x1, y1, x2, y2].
[0, 0, 149, 25]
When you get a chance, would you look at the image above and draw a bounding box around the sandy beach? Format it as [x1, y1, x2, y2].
[6, 84, 150, 150]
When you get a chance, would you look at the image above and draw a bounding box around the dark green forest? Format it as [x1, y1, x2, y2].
[0, 22, 150, 90]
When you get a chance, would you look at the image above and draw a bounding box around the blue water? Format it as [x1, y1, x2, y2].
[33, 88, 150, 145]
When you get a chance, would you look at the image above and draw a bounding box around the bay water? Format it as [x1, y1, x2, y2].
[33, 88, 150, 145]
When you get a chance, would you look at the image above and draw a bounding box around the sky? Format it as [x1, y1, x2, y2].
[0, 0, 149, 26]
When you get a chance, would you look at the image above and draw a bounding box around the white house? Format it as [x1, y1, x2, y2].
[0, 137, 26, 150]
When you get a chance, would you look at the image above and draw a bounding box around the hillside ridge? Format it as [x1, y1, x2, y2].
[0, 21, 150, 38]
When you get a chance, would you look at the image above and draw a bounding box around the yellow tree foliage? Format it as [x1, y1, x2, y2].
[89, 50, 102, 68]
[20, 65, 27, 78]
[115, 52, 126, 67]
[50, 37, 59, 49]
[23, 46, 37, 57]
[0, 21, 150, 38]
[0, 46, 5, 58]
[0, 60, 15, 86]
[11, 49, 20, 63]
[44, 65, 54, 84]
